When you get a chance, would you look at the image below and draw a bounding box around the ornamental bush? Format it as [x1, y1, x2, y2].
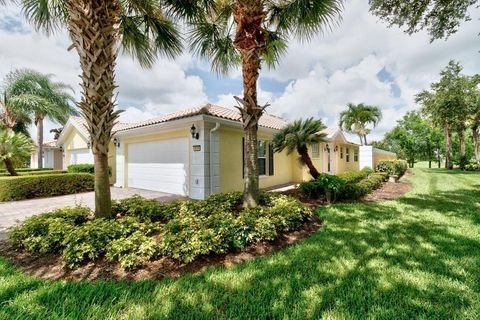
[0, 173, 94, 201]
[67, 164, 111, 176]
[376, 160, 408, 176]
[10, 192, 312, 268]
[0, 169, 65, 177]
[299, 174, 346, 202]
[465, 163, 480, 171]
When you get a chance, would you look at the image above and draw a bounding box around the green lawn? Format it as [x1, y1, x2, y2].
[1, 167, 479, 319]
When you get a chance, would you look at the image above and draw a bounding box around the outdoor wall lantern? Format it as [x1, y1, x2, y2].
[87, 142, 91, 149]
[334, 146, 338, 152]
[113, 138, 120, 148]
[190, 124, 199, 140]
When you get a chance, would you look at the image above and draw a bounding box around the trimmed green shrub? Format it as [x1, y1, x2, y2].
[10, 192, 312, 268]
[62, 216, 158, 268]
[0, 173, 94, 201]
[67, 164, 111, 176]
[376, 160, 408, 176]
[106, 231, 159, 269]
[465, 163, 480, 171]
[0, 168, 53, 173]
[112, 195, 167, 222]
[0, 170, 66, 177]
[339, 172, 388, 200]
[337, 168, 372, 184]
[299, 174, 346, 202]
[9, 207, 91, 253]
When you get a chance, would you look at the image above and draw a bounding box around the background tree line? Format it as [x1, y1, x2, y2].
[373, 61, 479, 169]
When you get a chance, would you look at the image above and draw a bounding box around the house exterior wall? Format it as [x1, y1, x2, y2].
[219, 127, 295, 192]
[373, 148, 397, 168]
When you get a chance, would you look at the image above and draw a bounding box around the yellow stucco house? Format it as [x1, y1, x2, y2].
[56, 104, 396, 200]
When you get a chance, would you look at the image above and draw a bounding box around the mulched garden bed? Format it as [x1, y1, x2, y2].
[362, 170, 412, 202]
[0, 216, 322, 282]
[280, 170, 412, 205]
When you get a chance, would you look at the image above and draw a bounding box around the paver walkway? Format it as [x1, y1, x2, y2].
[0, 188, 184, 240]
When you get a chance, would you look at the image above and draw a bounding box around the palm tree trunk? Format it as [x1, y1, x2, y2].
[472, 124, 479, 164]
[298, 146, 320, 179]
[233, 0, 266, 208]
[67, 0, 120, 218]
[358, 135, 364, 146]
[4, 158, 17, 176]
[363, 134, 368, 145]
[36, 115, 44, 169]
[444, 123, 453, 169]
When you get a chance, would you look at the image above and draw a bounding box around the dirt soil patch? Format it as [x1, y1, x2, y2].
[362, 171, 412, 203]
[0, 216, 322, 282]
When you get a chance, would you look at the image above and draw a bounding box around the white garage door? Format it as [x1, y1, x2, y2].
[70, 149, 94, 165]
[127, 138, 189, 196]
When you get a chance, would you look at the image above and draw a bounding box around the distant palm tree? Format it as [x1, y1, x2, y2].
[0, 129, 33, 176]
[272, 118, 327, 179]
[190, 0, 343, 207]
[4, 69, 76, 169]
[339, 103, 382, 145]
[20, 0, 199, 217]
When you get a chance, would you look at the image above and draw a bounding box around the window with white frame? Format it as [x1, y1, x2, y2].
[354, 149, 358, 162]
[346, 147, 350, 162]
[340, 147, 344, 159]
[258, 140, 267, 176]
[312, 143, 320, 158]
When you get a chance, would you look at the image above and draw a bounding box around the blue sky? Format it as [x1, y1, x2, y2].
[0, 1, 478, 143]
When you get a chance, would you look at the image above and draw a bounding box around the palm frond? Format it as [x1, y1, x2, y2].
[267, 0, 344, 41]
[21, 0, 68, 34]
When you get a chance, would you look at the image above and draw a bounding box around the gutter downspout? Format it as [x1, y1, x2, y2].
[209, 122, 221, 196]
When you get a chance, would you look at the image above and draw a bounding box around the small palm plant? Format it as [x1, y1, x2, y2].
[189, 0, 343, 208]
[339, 103, 382, 145]
[18, 0, 199, 217]
[3, 69, 76, 169]
[272, 118, 327, 179]
[0, 129, 33, 176]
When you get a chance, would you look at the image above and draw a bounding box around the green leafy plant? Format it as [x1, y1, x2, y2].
[300, 174, 346, 203]
[106, 232, 159, 269]
[67, 164, 111, 176]
[112, 195, 166, 222]
[0, 173, 94, 201]
[376, 160, 408, 176]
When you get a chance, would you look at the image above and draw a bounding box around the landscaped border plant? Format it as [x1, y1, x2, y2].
[9, 192, 313, 269]
[376, 160, 408, 177]
[0, 173, 94, 201]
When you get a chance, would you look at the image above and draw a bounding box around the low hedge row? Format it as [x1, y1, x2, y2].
[465, 163, 480, 171]
[0, 168, 53, 173]
[341, 172, 388, 200]
[9, 192, 313, 269]
[0, 173, 94, 201]
[300, 170, 389, 202]
[68, 164, 112, 176]
[0, 170, 66, 177]
[376, 160, 408, 177]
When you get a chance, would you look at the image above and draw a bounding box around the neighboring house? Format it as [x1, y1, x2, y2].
[57, 104, 396, 200]
[30, 141, 63, 170]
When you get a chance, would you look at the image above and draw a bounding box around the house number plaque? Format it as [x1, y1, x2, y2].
[193, 145, 201, 152]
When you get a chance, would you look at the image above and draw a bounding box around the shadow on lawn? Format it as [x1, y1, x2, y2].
[1, 190, 479, 318]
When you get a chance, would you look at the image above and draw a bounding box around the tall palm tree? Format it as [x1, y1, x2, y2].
[4, 69, 76, 169]
[339, 103, 382, 145]
[19, 0, 198, 217]
[0, 129, 33, 176]
[190, 0, 343, 207]
[272, 118, 327, 179]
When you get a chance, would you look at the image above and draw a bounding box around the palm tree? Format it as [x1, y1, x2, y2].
[19, 0, 198, 217]
[3, 69, 76, 169]
[272, 118, 327, 179]
[0, 129, 33, 176]
[339, 103, 382, 145]
[190, 0, 343, 207]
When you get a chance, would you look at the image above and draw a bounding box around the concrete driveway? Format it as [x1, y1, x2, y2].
[0, 188, 185, 240]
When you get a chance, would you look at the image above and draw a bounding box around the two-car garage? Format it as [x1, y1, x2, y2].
[126, 137, 189, 196]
